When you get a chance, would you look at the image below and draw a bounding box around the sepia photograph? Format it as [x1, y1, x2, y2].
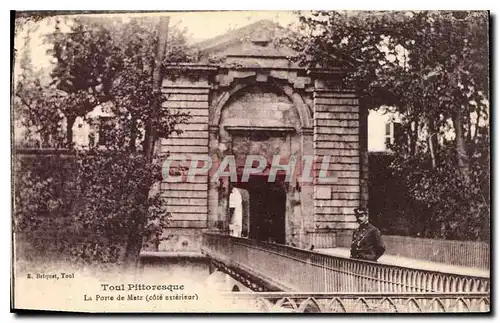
[10, 10, 490, 313]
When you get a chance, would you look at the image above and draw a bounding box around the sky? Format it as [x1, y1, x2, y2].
[14, 11, 300, 76]
[168, 11, 298, 42]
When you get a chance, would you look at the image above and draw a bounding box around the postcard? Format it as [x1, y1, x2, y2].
[11, 10, 490, 313]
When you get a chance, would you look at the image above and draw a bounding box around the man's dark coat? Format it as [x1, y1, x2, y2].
[350, 223, 386, 261]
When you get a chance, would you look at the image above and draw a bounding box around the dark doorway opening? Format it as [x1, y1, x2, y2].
[236, 175, 286, 244]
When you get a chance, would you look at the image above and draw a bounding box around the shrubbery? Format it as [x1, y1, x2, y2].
[369, 149, 490, 241]
[14, 150, 169, 269]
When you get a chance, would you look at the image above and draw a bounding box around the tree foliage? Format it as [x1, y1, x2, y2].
[13, 20, 65, 148]
[292, 11, 490, 240]
[14, 15, 194, 269]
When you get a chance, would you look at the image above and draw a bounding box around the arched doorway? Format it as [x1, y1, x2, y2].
[209, 81, 313, 246]
[235, 174, 287, 244]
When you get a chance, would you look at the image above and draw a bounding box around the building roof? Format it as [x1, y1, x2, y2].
[192, 19, 355, 70]
[194, 19, 297, 59]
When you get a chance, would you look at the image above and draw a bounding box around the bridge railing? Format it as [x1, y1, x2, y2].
[202, 233, 490, 294]
[222, 292, 490, 313]
[335, 231, 490, 270]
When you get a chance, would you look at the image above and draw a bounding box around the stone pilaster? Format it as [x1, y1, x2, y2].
[300, 126, 314, 248]
[359, 98, 369, 209]
[208, 125, 220, 230]
[309, 70, 360, 241]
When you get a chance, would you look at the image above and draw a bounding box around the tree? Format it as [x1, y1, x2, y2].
[48, 16, 195, 151]
[14, 14, 194, 269]
[49, 17, 121, 148]
[13, 73, 65, 148]
[13, 18, 65, 148]
[290, 11, 489, 240]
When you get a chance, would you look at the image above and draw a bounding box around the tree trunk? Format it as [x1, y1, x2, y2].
[428, 134, 437, 169]
[409, 116, 419, 157]
[123, 224, 144, 271]
[408, 109, 419, 156]
[66, 115, 76, 149]
[123, 16, 170, 270]
[426, 118, 438, 169]
[454, 110, 470, 183]
[130, 118, 137, 152]
[468, 108, 480, 159]
[142, 126, 150, 153]
[144, 16, 170, 161]
[122, 188, 149, 271]
[41, 132, 50, 148]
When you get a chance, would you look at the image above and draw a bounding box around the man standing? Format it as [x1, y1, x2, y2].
[229, 187, 242, 237]
[350, 208, 386, 262]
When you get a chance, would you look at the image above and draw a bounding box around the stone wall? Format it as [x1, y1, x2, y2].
[158, 74, 212, 251]
[312, 87, 360, 231]
[219, 85, 300, 130]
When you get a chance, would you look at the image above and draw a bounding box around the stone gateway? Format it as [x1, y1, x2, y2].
[155, 20, 367, 251]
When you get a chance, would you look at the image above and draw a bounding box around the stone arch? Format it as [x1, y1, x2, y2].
[211, 77, 312, 129]
[208, 74, 314, 247]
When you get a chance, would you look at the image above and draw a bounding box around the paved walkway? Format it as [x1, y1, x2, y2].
[317, 247, 489, 278]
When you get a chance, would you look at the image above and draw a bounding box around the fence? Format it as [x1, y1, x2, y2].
[224, 292, 490, 313]
[307, 231, 337, 249]
[202, 233, 490, 294]
[335, 232, 490, 270]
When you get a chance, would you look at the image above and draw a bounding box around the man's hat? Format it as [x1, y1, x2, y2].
[354, 207, 368, 216]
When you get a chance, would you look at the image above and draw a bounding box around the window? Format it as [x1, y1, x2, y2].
[394, 122, 403, 143]
[384, 123, 392, 146]
[384, 121, 402, 148]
